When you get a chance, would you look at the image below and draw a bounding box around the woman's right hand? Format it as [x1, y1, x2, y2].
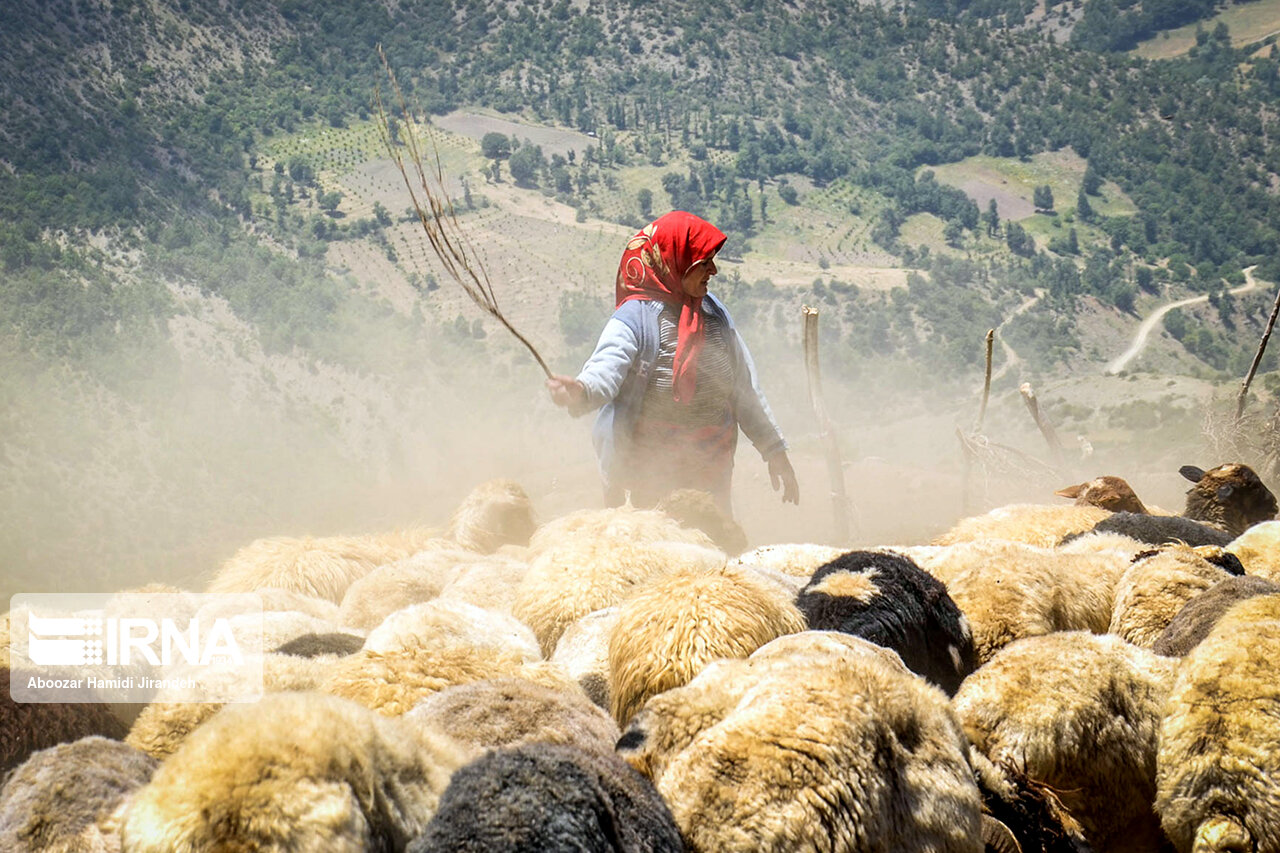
[546, 374, 586, 408]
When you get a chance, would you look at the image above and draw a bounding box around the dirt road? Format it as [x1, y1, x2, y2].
[1105, 266, 1260, 375]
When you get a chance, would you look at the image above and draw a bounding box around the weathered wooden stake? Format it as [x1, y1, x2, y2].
[978, 328, 995, 432]
[1236, 283, 1280, 424]
[802, 306, 853, 542]
[1019, 382, 1064, 467]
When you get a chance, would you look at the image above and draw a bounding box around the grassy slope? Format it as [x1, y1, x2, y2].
[1132, 0, 1280, 58]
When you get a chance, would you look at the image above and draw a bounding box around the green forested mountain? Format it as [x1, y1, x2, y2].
[4, 0, 1280, 592]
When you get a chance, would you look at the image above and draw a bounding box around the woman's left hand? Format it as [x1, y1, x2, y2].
[768, 451, 799, 505]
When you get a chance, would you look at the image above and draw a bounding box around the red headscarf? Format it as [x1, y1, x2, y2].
[615, 211, 727, 403]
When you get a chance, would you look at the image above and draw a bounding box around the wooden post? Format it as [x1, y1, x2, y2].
[802, 306, 853, 542]
[1236, 283, 1280, 424]
[1019, 382, 1065, 468]
[978, 328, 995, 432]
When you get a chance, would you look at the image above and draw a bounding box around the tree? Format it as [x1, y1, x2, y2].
[637, 187, 653, 218]
[1082, 164, 1102, 196]
[318, 190, 344, 214]
[984, 198, 1000, 237]
[481, 132, 511, 160]
[1005, 221, 1033, 256]
[944, 220, 964, 248]
[508, 145, 544, 186]
[1033, 184, 1054, 212]
[1076, 188, 1095, 221]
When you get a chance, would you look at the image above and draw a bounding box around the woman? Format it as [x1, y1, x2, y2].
[547, 210, 798, 516]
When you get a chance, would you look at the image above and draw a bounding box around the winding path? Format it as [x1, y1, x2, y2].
[989, 292, 1041, 384]
[1104, 266, 1260, 375]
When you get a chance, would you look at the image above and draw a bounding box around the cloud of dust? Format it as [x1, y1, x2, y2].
[0, 268, 1230, 602]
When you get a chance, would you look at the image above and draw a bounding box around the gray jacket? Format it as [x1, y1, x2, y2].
[572, 294, 787, 490]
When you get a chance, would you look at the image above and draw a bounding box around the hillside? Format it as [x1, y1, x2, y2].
[4, 0, 1280, 596]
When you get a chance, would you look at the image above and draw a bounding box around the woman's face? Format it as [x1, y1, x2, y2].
[681, 258, 718, 298]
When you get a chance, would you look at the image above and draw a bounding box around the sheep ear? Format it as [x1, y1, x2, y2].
[1180, 465, 1206, 483]
[1055, 484, 1085, 499]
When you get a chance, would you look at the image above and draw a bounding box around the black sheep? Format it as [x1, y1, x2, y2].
[273, 631, 365, 658]
[0, 736, 158, 851]
[1180, 462, 1277, 536]
[796, 550, 976, 695]
[1, 667, 128, 774]
[1153, 574, 1280, 657]
[1069, 511, 1234, 548]
[408, 743, 683, 853]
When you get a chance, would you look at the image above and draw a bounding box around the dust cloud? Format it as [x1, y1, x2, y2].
[0, 273, 1224, 602]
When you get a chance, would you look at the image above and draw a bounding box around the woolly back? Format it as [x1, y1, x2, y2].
[607, 565, 804, 726]
[1156, 593, 1280, 853]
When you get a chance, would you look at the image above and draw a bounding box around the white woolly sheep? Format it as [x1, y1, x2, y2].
[616, 632, 983, 852]
[1156, 593, 1280, 853]
[1109, 544, 1242, 649]
[336, 547, 485, 631]
[406, 743, 683, 853]
[1152, 574, 1280, 657]
[362, 598, 541, 662]
[731, 542, 846, 581]
[902, 540, 1128, 664]
[796, 550, 976, 694]
[549, 606, 621, 709]
[0, 736, 158, 853]
[125, 651, 333, 760]
[446, 478, 538, 553]
[1054, 529, 1148, 560]
[1226, 518, 1280, 581]
[953, 630, 1178, 853]
[321, 643, 575, 717]
[253, 587, 341, 622]
[527, 505, 715, 554]
[607, 564, 805, 727]
[434, 552, 529, 615]
[120, 692, 472, 852]
[207, 535, 392, 603]
[513, 536, 726, 656]
[405, 677, 619, 755]
[932, 504, 1110, 548]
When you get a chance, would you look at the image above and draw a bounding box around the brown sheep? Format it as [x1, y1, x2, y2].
[654, 488, 749, 555]
[1180, 462, 1277, 536]
[404, 677, 620, 756]
[1055, 475, 1150, 514]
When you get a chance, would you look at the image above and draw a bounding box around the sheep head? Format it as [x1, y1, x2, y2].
[1055, 475, 1149, 514]
[1180, 463, 1278, 536]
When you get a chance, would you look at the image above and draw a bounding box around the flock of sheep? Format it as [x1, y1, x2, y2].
[3, 463, 1280, 852]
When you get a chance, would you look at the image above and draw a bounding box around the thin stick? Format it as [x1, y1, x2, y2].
[802, 306, 854, 541]
[977, 328, 994, 431]
[1236, 281, 1280, 424]
[373, 47, 551, 378]
[1019, 382, 1064, 468]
